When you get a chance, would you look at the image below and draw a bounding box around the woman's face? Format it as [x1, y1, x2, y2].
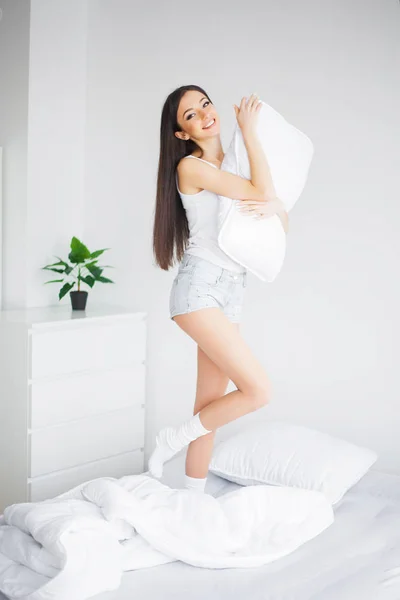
[175, 90, 219, 142]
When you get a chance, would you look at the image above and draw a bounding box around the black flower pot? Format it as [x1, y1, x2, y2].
[70, 290, 88, 310]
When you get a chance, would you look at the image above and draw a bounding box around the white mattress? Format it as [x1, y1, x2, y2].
[1, 452, 398, 600]
[89, 451, 400, 600]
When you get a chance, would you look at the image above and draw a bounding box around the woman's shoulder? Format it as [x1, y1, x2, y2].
[176, 155, 204, 195]
[178, 154, 200, 167]
[176, 155, 202, 179]
[178, 154, 220, 170]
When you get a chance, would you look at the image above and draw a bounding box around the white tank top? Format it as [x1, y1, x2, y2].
[176, 155, 246, 273]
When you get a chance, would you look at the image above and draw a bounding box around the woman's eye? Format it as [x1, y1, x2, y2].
[187, 101, 211, 120]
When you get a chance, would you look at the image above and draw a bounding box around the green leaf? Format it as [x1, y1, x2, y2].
[82, 260, 99, 269]
[80, 275, 95, 288]
[42, 260, 67, 269]
[53, 256, 70, 267]
[59, 281, 75, 300]
[97, 276, 114, 283]
[41, 267, 66, 274]
[68, 236, 91, 264]
[85, 264, 103, 279]
[90, 248, 111, 259]
[44, 279, 65, 284]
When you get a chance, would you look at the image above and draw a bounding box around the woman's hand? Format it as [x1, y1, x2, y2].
[236, 197, 285, 219]
[233, 94, 262, 136]
[236, 198, 289, 232]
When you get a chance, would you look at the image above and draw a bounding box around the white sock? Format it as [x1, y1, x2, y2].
[148, 413, 212, 478]
[184, 474, 207, 493]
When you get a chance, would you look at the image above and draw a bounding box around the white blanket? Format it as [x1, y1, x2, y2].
[0, 473, 334, 600]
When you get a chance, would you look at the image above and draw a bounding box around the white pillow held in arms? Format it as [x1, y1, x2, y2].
[217, 100, 314, 282]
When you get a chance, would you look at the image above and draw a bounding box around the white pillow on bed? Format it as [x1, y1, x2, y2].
[209, 421, 378, 505]
[217, 100, 314, 282]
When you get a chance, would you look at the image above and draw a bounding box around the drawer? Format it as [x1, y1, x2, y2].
[30, 363, 145, 429]
[29, 405, 144, 477]
[29, 449, 144, 502]
[30, 319, 146, 380]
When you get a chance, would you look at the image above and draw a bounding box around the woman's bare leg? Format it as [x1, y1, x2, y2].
[173, 308, 272, 434]
[147, 310, 271, 479]
[185, 337, 234, 478]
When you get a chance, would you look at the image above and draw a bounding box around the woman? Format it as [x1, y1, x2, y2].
[150, 85, 288, 491]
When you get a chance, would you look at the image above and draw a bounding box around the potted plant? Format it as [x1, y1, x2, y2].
[41, 236, 115, 310]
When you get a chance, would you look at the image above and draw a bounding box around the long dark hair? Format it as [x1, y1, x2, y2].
[152, 84, 213, 270]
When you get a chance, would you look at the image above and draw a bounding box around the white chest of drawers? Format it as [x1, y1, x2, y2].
[0, 304, 147, 512]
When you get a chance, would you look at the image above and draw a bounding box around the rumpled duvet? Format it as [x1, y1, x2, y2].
[0, 473, 334, 600]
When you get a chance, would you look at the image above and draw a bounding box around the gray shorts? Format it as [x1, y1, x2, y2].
[169, 254, 247, 323]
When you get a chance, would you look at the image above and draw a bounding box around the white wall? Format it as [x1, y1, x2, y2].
[0, 0, 30, 308]
[25, 0, 88, 307]
[0, 0, 88, 308]
[1, 0, 399, 473]
[84, 0, 400, 474]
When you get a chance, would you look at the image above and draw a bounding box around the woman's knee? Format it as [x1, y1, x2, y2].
[245, 378, 272, 410]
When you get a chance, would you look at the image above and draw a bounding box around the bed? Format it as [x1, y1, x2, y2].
[86, 451, 400, 600]
[0, 450, 398, 600]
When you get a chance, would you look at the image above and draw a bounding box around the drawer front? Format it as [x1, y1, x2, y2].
[30, 364, 145, 429]
[29, 449, 144, 502]
[31, 319, 146, 380]
[29, 405, 144, 477]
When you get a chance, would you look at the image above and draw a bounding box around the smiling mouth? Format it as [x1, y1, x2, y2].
[203, 118, 216, 129]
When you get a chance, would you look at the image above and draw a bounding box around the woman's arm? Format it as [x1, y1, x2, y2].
[177, 144, 278, 203]
[177, 159, 271, 201]
[236, 94, 277, 201]
[242, 130, 277, 201]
